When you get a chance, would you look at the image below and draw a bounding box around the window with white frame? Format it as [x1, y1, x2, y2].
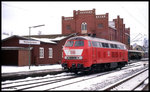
[49, 48, 53, 58]
[39, 47, 44, 58]
[81, 22, 87, 30]
[81, 22, 87, 34]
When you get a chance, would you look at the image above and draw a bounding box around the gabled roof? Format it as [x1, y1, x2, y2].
[2, 33, 77, 44]
[24, 33, 76, 42]
[2, 35, 57, 44]
[24, 33, 76, 40]
[2, 35, 29, 41]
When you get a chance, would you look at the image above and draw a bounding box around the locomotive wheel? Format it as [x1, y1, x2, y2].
[74, 71, 78, 74]
[104, 63, 110, 70]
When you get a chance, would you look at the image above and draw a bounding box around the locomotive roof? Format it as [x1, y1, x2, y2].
[68, 36, 126, 46]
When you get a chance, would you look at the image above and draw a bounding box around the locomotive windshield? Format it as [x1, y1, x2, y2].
[65, 40, 74, 47]
[75, 40, 84, 46]
[65, 40, 84, 47]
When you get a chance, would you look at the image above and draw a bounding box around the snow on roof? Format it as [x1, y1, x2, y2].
[50, 36, 67, 41]
[2, 35, 11, 40]
[24, 33, 77, 43]
[30, 35, 72, 44]
[2, 35, 29, 41]
[41, 36, 68, 42]
[109, 21, 116, 30]
[2, 35, 57, 44]
[31, 37, 57, 44]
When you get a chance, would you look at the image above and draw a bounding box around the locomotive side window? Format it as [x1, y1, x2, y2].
[98, 42, 102, 47]
[117, 45, 121, 49]
[65, 40, 74, 47]
[102, 43, 109, 48]
[120, 45, 125, 49]
[114, 44, 117, 48]
[75, 40, 84, 46]
[88, 41, 91, 47]
[102, 43, 105, 47]
[92, 41, 98, 47]
[105, 43, 109, 48]
[117, 45, 124, 49]
[110, 44, 115, 48]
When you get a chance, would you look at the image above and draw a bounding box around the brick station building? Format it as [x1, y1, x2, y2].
[2, 34, 76, 66]
[62, 9, 130, 49]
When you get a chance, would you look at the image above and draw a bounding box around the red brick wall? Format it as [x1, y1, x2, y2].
[62, 16, 75, 34]
[125, 28, 130, 49]
[74, 9, 96, 35]
[109, 27, 117, 41]
[95, 13, 109, 40]
[18, 50, 29, 66]
[62, 9, 109, 40]
[62, 9, 130, 49]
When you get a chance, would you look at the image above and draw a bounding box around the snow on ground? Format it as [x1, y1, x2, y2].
[1, 64, 62, 73]
[51, 64, 148, 90]
[23, 62, 148, 91]
[1, 61, 149, 91]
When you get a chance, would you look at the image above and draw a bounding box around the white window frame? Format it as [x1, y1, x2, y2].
[49, 48, 53, 58]
[39, 47, 44, 58]
[81, 22, 87, 30]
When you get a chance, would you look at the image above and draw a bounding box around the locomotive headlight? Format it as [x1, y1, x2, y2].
[64, 56, 67, 59]
[78, 56, 83, 59]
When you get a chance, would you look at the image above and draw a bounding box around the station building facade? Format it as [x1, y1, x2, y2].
[62, 9, 130, 49]
[2, 34, 75, 66]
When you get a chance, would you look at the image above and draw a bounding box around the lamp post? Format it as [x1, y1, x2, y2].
[28, 24, 45, 69]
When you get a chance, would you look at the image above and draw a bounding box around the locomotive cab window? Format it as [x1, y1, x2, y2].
[75, 40, 84, 46]
[65, 40, 74, 47]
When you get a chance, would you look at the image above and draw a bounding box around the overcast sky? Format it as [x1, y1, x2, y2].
[2, 1, 148, 45]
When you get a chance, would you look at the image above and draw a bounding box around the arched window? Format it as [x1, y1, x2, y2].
[81, 22, 87, 34]
[81, 22, 87, 30]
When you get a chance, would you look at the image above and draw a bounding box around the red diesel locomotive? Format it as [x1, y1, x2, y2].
[61, 36, 128, 73]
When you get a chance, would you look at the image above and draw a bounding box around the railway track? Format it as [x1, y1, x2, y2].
[49, 63, 148, 91]
[2, 61, 148, 91]
[2, 73, 77, 91]
[2, 73, 74, 85]
[100, 68, 149, 91]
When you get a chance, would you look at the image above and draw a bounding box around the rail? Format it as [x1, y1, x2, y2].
[100, 68, 148, 91]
